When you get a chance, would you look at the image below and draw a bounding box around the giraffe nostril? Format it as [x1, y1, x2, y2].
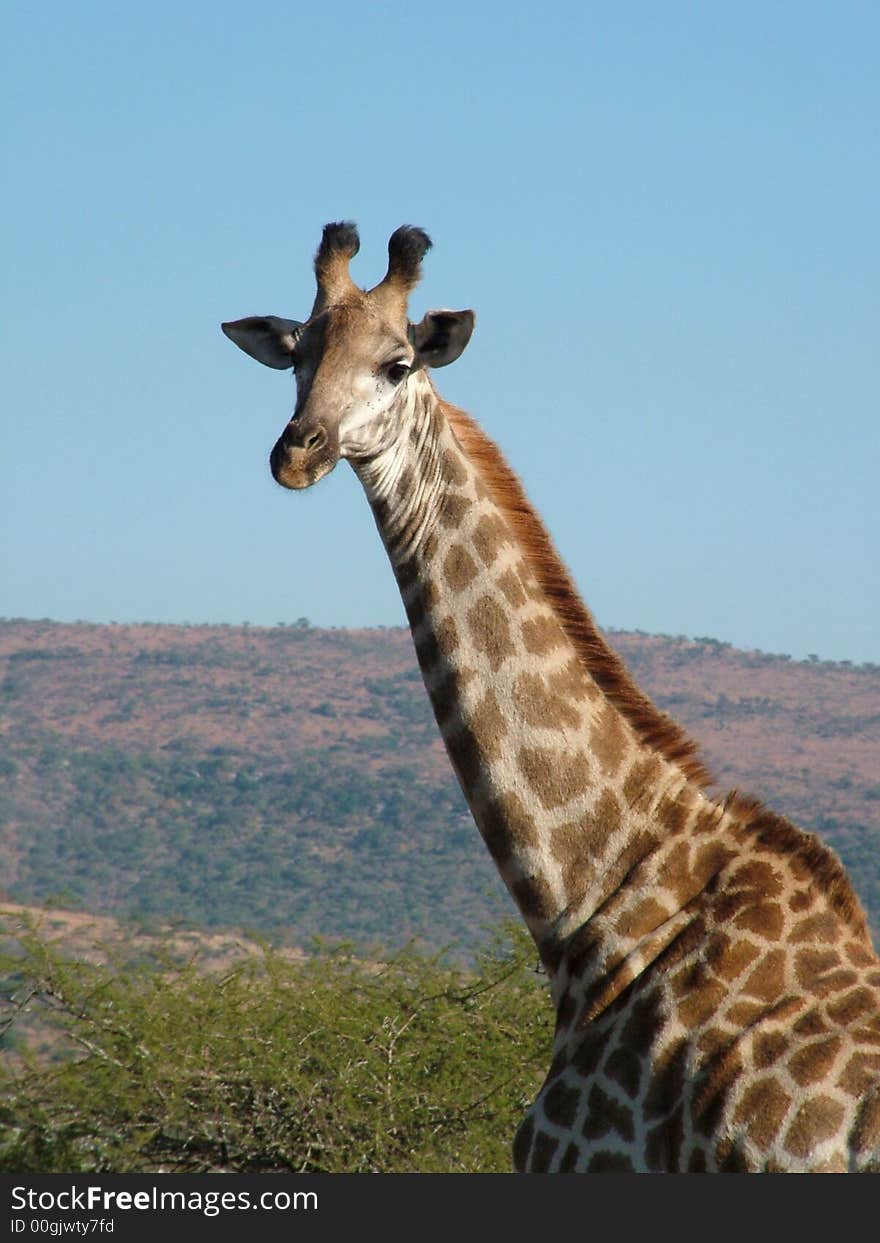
[283, 423, 328, 453]
[304, 428, 326, 452]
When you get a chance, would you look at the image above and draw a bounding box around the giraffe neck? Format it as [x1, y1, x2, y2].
[352, 378, 707, 974]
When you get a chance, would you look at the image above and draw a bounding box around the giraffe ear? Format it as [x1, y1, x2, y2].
[409, 309, 475, 369]
[221, 316, 303, 370]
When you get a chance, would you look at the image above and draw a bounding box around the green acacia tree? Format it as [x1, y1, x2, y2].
[0, 918, 552, 1174]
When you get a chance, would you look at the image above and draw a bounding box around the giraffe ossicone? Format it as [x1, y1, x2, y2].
[223, 223, 880, 1173]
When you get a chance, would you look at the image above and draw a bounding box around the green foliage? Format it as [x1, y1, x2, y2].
[0, 919, 551, 1174]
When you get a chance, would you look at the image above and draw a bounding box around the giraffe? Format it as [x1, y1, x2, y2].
[222, 222, 880, 1172]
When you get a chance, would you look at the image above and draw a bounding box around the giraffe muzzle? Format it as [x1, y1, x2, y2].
[270, 422, 337, 490]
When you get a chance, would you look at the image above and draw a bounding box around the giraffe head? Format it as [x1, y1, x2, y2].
[222, 222, 475, 490]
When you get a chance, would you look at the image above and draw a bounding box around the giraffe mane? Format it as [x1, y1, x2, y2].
[442, 400, 713, 789]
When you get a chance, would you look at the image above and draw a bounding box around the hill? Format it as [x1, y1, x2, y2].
[1, 618, 878, 953]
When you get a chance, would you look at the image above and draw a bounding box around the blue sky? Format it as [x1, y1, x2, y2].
[3, 2, 878, 663]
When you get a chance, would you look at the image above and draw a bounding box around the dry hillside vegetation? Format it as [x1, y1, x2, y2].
[1, 619, 878, 952]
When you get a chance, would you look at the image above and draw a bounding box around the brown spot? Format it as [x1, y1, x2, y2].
[513, 671, 582, 732]
[468, 689, 506, 758]
[605, 1047, 642, 1099]
[732, 1077, 792, 1148]
[512, 873, 556, 921]
[657, 842, 696, 905]
[478, 790, 539, 863]
[437, 490, 470, 528]
[655, 793, 690, 836]
[731, 859, 784, 896]
[788, 890, 814, 913]
[741, 949, 786, 1002]
[844, 939, 877, 967]
[826, 986, 877, 1026]
[677, 978, 727, 1029]
[794, 946, 842, 989]
[696, 840, 734, 878]
[521, 613, 565, 655]
[591, 788, 623, 839]
[793, 1007, 829, 1038]
[788, 1036, 842, 1086]
[644, 1041, 689, 1120]
[552, 790, 622, 903]
[467, 594, 516, 671]
[733, 901, 785, 940]
[440, 449, 468, 487]
[543, 1079, 581, 1129]
[471, 512, 508, 566]
[646, 1105, 684, 1171]
[621, 991, 665, 1057]
[587, 1152, 634, 1172]
[754, 1031, 789, 1068]
[444, 721, 482, 792]
[582, 1083, 635, 1141]
[496, 567, 528, 608]
[705, 934, 760, 984]
[615, 897, 669, 942]
[696, 1026, 729, 1059]
[571, 1032, 605, 1077]
[517, 746, 591, 811]
[623, 757, 664, 808]
[549, 820, 588, 873]
[530, 1130, 559, 1173]
[784, 1095, 845, 1159]
[725, 1000, 767, 1026]
[820, 964, 860, 994]
[790, 911, 843, 944]
[558, 1142, 581, 1172]
[716, 1144, 749, 1172]
[590, 702, 628, 778]
[692, 1044, 744, 1138]
[851, 1087, 880, 1154]
[688, 1148, 707, 1172]
[435, 614, 459, 655]
[442, 544, 478, 593]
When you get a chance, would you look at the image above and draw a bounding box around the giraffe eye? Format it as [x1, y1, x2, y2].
[386, 361, 410, 385]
